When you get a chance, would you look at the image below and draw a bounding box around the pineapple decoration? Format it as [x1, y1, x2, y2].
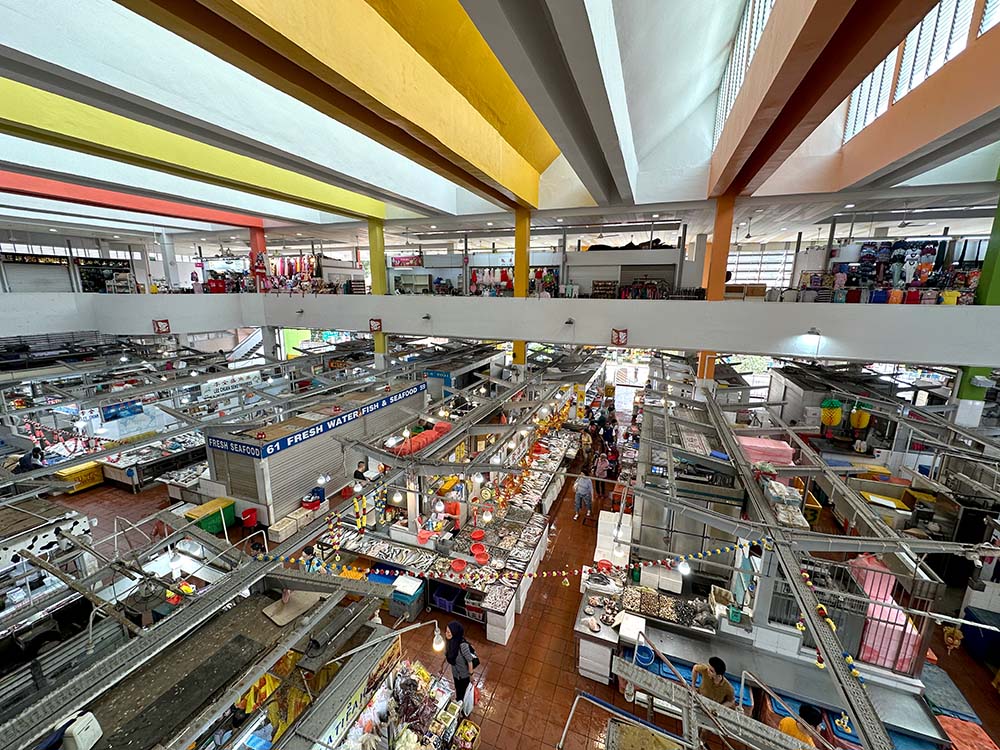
[820, 398, 843, 438]
[942, 625, 964, 655]
[849, 401, 873, 453]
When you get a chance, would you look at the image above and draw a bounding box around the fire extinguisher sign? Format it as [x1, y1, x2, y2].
[611, 328, 628, 346]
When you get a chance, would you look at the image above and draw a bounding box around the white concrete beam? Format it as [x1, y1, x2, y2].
[3, 293, 1000, 369]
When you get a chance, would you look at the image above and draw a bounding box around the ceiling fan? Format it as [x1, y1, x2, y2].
[897, 203, 929, 228]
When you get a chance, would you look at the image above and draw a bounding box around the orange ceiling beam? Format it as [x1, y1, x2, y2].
[709, 0, 936, 197]
[115, 0, 541, 210]
[0, 169, 264, 227]
[839, 25, 1000, 188]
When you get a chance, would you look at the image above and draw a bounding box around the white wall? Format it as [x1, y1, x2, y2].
[4, 293, 1000, 367]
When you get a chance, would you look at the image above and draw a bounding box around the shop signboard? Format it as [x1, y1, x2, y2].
[321, 636, 401, 748]
[390, 254, 423, 267]
[369, 318, 382, 333]
[611, 328, 628, 346]
[206, 382, 427, 459]
[423, 369, 453, 386]
[152, 319, 171, 334]
[100, 399, 143, 422]
[200, 370, 262, 399]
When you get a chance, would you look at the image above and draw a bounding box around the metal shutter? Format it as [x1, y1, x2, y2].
[4, 263, 73, 293]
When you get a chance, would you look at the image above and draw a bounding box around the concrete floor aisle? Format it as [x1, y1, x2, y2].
[398, 468, 691, 750]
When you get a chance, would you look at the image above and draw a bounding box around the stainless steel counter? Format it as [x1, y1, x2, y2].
[641, 625, 948, 744]
[573, 589, 620, 646]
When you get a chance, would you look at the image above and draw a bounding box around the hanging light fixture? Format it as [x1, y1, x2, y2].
[353, 481, 364, 494]
[438, 408, 447, 417]
[507, 439, 517, 449]
[482, 507, 493, 523]
[392, 490, 403, 503]
[490, 454, 502, 465]
[677, 560, 692, 576]
[472, 472, 484, 484]
[317, 474, 327, 485]
[434, 499, 445, 513]
[119, 354, 129, 363]
[432, 623, 446, 652]
[403, 428, 411, 438]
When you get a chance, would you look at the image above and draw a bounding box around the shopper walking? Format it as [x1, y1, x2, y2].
[594, 453, 611, 499]
[580, 428, 593, 468]
[573, 470, 594, 521]
[778, 703, 823, 747]
[445, 621, 476, 702]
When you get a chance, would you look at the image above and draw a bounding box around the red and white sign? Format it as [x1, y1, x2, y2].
[369, 318, 383, 333]
[152, 319, 171, 334]
[611, 328, 628, 346]
[390, 254, 423, 268]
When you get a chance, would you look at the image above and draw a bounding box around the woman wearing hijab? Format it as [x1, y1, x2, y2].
[444, 621, 476, 701]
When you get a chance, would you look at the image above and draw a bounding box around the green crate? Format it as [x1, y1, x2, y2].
[197, 501, 235, 533]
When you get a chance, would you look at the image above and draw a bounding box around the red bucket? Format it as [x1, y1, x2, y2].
[241, 508, 258, 527]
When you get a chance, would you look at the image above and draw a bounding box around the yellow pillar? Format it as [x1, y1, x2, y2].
[697, 194, 736, 381]
[513, 208, 530, 366]
[368, 218, 389, 362]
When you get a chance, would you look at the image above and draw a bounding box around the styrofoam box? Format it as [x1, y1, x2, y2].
[63, 713, 103, 750]
[268, 517, 298, 543]
[288, 507, 314, 526]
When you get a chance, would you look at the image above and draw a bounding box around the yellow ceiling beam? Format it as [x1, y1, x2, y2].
[364, 0, 559, 175]
[0, 77, 385, 219]
[117, 0, 541, 209]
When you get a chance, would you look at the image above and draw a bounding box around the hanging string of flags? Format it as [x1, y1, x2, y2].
[254, 534, 775, 586]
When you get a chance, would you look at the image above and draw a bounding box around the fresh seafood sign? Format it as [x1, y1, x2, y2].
[207, 382, 427, 458]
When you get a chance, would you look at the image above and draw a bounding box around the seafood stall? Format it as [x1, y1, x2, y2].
[96, 431, 206, 492]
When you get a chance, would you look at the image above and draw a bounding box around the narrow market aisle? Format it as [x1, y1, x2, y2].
[400, 467, 681, 750]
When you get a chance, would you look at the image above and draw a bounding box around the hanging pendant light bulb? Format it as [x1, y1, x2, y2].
[677, 560, 692, 576]
[507, 439, 517, 449]
[432, 623, 446, 652]
[353, 481, 364, 494]
[434, 499, 445, 513]
[392, 490, 403, 503]
[403, 428, 411, 438]
[472, 472, 484, 484]
[438, 408, 447, 417]
[482, 507, 493, 524]
[317, 474, 327, 485]
[490, 454, 502, 465]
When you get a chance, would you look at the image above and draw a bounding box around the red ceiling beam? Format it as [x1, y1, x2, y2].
[710, 0, 936, 197]
[0, 169, 265, 227]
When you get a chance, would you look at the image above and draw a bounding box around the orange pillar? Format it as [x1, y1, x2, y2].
[697, 193, 736, 381]
[249, 226, 268, 292]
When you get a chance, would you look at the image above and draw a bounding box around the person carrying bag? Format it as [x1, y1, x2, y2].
[445, 621, 479, 715]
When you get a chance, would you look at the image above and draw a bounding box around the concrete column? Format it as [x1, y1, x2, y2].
[261, 325, 280, 361]
[956, 163, 1000, 423]
[512, 207, 530, 368]
[248, 227, 268, 292]
[697, 194, 735, 380]
[368, 218, 389, 369]
[160, 232, 180, 290]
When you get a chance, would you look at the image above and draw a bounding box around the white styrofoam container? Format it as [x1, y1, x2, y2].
[268, 517, 298, 543]
[62, 713, 103, 750]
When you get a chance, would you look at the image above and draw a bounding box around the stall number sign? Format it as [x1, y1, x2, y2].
[574, 383, 586, 419]
[152, 319, 171, 334]
[200, 370, 262, 399]
[206, 382, 427, 459]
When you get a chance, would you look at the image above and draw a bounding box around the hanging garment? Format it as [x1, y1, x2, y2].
[939, 290, 960, 305]
[888, 289, 904, 304]
[870, 289, 889, 304]
[904, 289, 921, 304]
[833, 289, 848, 303]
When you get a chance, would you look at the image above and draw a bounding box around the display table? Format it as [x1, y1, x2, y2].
[98, 434, 206, 492]
[155, 462, 209, 501]
[54, 461, 104, 494]
[574, 587, 619, 683]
